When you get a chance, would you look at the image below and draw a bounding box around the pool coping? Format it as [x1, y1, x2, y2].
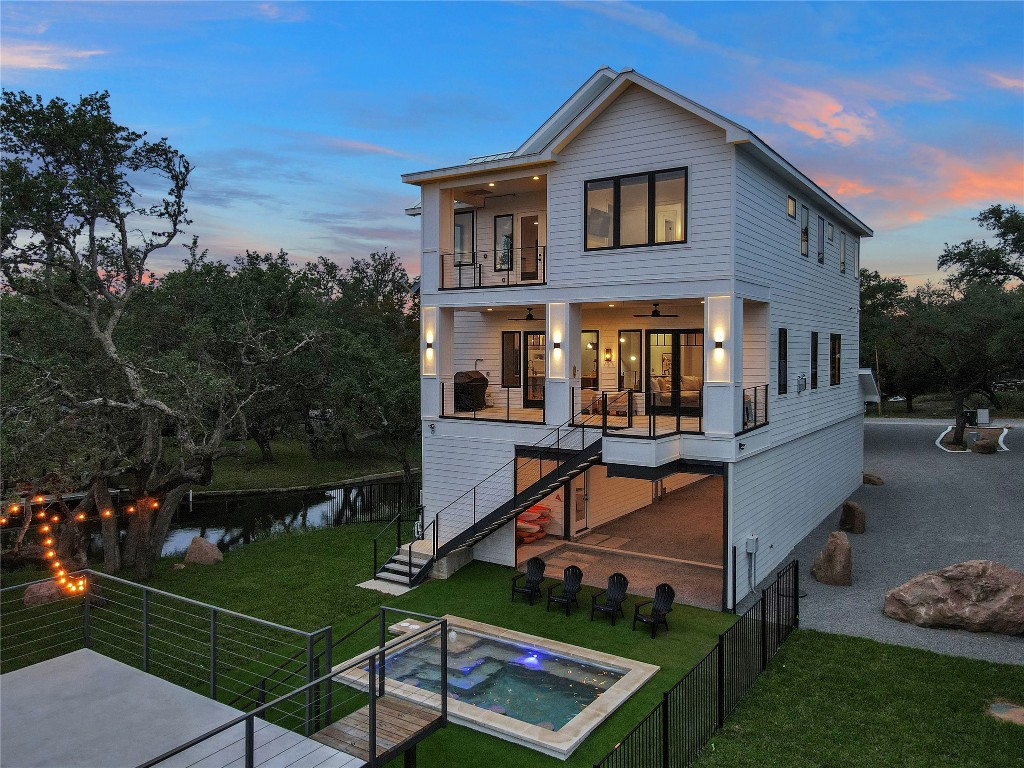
[332, 615, 660, 760]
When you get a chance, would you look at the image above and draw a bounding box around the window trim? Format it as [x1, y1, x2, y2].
[817, 215, 825, 264]
[827, 222, 834, 242]
[787, 196, 797, 219]
[584, 167, 688, 251]
[778, 327, 789, 396]
[810, 331, 819, 390]
[829, 333, 842, 386]
[800, 205, 809, 258]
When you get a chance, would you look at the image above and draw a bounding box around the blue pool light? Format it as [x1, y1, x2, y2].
[514, 651, 544, 670]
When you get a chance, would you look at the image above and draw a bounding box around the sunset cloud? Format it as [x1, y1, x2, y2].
[1, 40, 106, 69]
[254, 3, 308, 22]
[984, 71, 1024, 90]
[748, 82, 878, 146]
[816, 175, 875, 198]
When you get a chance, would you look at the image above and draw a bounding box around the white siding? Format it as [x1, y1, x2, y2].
[584, 466, 652, 529]
[547, 84, 735, 289]
[730, 414, 863, 603]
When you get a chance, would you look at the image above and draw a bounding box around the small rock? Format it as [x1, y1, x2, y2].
[989, 702, 1024, 726]
[839, 500, 866, 534]
[972, 438, 998, 454]
[862, 473, 884, 486]
[183, 536, 223, 565]
[23, 581, 64, 607]
[811, 531, 852, 586]
[883, 560, 1024, 635]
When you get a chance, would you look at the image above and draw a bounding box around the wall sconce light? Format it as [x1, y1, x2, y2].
[604, 348, 613, 362]
[553, 341, 561, 350]
[715, 341, 724, 349]
[426, 341, 433, 350]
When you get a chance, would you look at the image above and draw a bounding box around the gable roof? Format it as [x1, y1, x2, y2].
[402, 68, 872, 237]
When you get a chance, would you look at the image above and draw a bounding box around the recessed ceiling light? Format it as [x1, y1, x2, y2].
[488, 182, 495, 187]
[532, 176, 540, 181]
[608, 303, 615, 307]
[487, 308, 493, 311]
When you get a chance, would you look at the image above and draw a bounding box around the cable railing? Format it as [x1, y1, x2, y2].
[572, 388, 704, 438]
[439, 247, 546, 289]
[0, 570, 330, 714]
[138, 611, 449, 768]
[440, 380, 546, 424]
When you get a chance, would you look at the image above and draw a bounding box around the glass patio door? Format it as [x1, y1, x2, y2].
[520, 215, 539, 281]
[646, 329, 704, 415]
[523, 331, 546, 408]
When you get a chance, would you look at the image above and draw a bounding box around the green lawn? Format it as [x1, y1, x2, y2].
[869, 391, 1024, 420]
[696, 629, 1024, 768]
[202, 439, 420, 492]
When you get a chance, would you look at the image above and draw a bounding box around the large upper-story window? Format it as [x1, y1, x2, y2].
[585, 168, 687, 250]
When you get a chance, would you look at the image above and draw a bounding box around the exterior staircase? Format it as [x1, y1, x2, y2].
[372, 413, 603, 588]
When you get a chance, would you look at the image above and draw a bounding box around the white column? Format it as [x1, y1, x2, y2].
[544, 301, 579, 425]
[421, 306, 454, 418]
[703, 295, 744, 436]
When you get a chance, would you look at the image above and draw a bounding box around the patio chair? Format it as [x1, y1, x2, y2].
[590, 572, 629, 625]
[546, 565, 584, 616]
[632, 583, 675, 638]
[512, 556, 546, 605]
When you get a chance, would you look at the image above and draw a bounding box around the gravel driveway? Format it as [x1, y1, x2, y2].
[757, 419, 1023, 665]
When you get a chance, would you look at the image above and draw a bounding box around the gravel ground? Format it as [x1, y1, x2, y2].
[747, 419, 1023, 665]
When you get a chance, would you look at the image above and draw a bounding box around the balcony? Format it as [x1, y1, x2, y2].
[440, 247, 546, 290]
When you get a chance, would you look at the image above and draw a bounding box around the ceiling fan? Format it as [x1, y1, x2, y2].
[509, 307, 539, 322]
[633, 302, 678, 318]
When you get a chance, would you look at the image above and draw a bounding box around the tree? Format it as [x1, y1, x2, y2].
[902, 282, 1024, 444]
[1, 90, 315, 578]
[938, 204, 1024, 286]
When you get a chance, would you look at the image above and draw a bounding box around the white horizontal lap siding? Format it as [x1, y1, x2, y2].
[452, 311, 545, 411]
[734, 151, 862, 444]
[547, 85, 734, 290]
[731, 415, 863, 601]
[585, 466, 652, 529]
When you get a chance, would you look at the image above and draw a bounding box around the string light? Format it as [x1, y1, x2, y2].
[43, 538, 54, 546]
[50, 515, 60, 522]
[36, 512, 46, 519]
[34, 495, 44, 503]
[151, 501, 159, 509]
[127, 506, 136, 513]
[102, 510, 113, 518]
[9, 504, 19, 513]
[76, 513, 86, 522]
[45, 550, 55, 559]
[0, 517, 7, 526]
[41, 525, 50, 533]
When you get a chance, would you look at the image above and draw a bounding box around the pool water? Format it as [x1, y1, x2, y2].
[382, 631, 624, 731]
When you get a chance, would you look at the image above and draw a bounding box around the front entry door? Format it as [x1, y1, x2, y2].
[523, 331, 546, 408]
[646, 329, 704, 415]
[520, 215, 539, 281]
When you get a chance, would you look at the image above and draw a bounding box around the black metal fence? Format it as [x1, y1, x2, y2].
[326, 477, 421, 524]
[595, 561, 799, 768]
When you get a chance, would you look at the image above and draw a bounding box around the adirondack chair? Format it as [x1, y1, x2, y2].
[546, 565, 584, 616]
[511, 556, 546, 605]
[632, 583, 675, 638]
[590, 572, 629, 625]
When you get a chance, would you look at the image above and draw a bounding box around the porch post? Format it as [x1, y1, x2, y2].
[544, 302, 579, 425]
[421, 306, 454, 419]
[703, 295, 744, 436]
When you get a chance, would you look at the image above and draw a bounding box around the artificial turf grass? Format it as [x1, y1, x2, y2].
[696, 629, 1024, 768]
[202, 438, 420, 492]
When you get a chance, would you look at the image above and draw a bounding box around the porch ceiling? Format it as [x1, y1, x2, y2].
[451, 173, 547, 205]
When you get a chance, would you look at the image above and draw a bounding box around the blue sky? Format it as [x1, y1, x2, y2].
[2, 1, 1022, 285]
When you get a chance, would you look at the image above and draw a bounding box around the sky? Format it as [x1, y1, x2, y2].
[2, 1, 1022, 286]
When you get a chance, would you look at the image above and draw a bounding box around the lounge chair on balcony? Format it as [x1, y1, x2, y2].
[632, 583, 675, 638]
[512, 556, 546, 605]
[590, 572, 629, 625]
[546, 565, 583, 616]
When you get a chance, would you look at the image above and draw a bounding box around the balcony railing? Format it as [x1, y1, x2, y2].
[572, 388, 704, 438]
[742, 384, 769, 432]
[440, 247, 546, 289]
[440, 381, 545, 424]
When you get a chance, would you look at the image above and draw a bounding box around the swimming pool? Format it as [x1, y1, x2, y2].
[338, 616, 659, 759]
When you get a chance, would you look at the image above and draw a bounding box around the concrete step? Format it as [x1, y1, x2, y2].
[375, 570, 413, 585]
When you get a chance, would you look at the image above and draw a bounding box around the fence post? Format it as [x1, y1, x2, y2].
[82, 578, 91, 650]
[245, 716, 255, 768]
[368, 654, 377, 765]
[760, 592, 768, 671]
[440, 619, 449, 725]
[304, 632, 315, 736]
[793, 560, 800, 628]
[209, 608, 217, 698]
[142, 589, 150, 673]
[324, 626, 333, 723]
[717, 634, 726, 728]
[661, 690, 670, 768]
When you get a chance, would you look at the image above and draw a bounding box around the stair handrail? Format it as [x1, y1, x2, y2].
[421, 391, 605, 562]
[371, 506, 421, 581]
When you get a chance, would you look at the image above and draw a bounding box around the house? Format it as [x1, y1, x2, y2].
[391, 67, 874, 611]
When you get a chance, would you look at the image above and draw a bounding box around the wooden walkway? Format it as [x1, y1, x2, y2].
[312, 697, 443, 765]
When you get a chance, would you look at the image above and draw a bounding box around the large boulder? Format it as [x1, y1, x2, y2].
[811, 531, 852, 586]
[183, 536, 223, 565]
[862, 473, 885, 486]
[839, 500, 866, 534]
[23, 580, 64, 607]
[883, 560, 1024, 635]
[972, 438, 998, 454]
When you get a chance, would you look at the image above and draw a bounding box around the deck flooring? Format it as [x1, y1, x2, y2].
[442, 407, 700, 434]
[312, 697, 442, 763]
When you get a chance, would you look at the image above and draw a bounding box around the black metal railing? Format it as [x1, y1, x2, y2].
[371, 507, 424, 581]
[440, 247, 546, 289]
[440, 381, 546, 424]
[594, 561, 799, 768]
[742, 384, 769, 432]
[572, 388, 704, 438]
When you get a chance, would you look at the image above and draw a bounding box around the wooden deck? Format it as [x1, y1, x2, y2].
[312, 696, 443, 764]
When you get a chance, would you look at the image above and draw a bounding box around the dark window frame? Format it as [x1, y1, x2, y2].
[827, 222, 834, 242]
[817, 215, 825, 264]
[501, 330, 522, 388]
[787, 196, 797, 219]
[840, 231, 847, 274]
[778, 327, 789, 395]
[581, 329, 600, 390]
[830, 333, 842, 386]
[800, 205, 809, 257]
[617, 329, 643, 392]
[453, 209, 475, 264]
[810, 331, 819, 390]
[493, 213, 513, 272]
[584, 167, 688, 251]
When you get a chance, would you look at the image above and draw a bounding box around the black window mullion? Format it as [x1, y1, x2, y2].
[613, 179, 621, 249]
[648, 172, 656, 247]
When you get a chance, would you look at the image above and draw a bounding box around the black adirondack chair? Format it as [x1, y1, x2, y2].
[546, 565, 584, 616]
[632, 583, 675, 638]
[590, 572, 629, 625]
[512, 557, 546, 605]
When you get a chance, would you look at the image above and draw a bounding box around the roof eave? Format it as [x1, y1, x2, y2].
[401, 154, 554, 186]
